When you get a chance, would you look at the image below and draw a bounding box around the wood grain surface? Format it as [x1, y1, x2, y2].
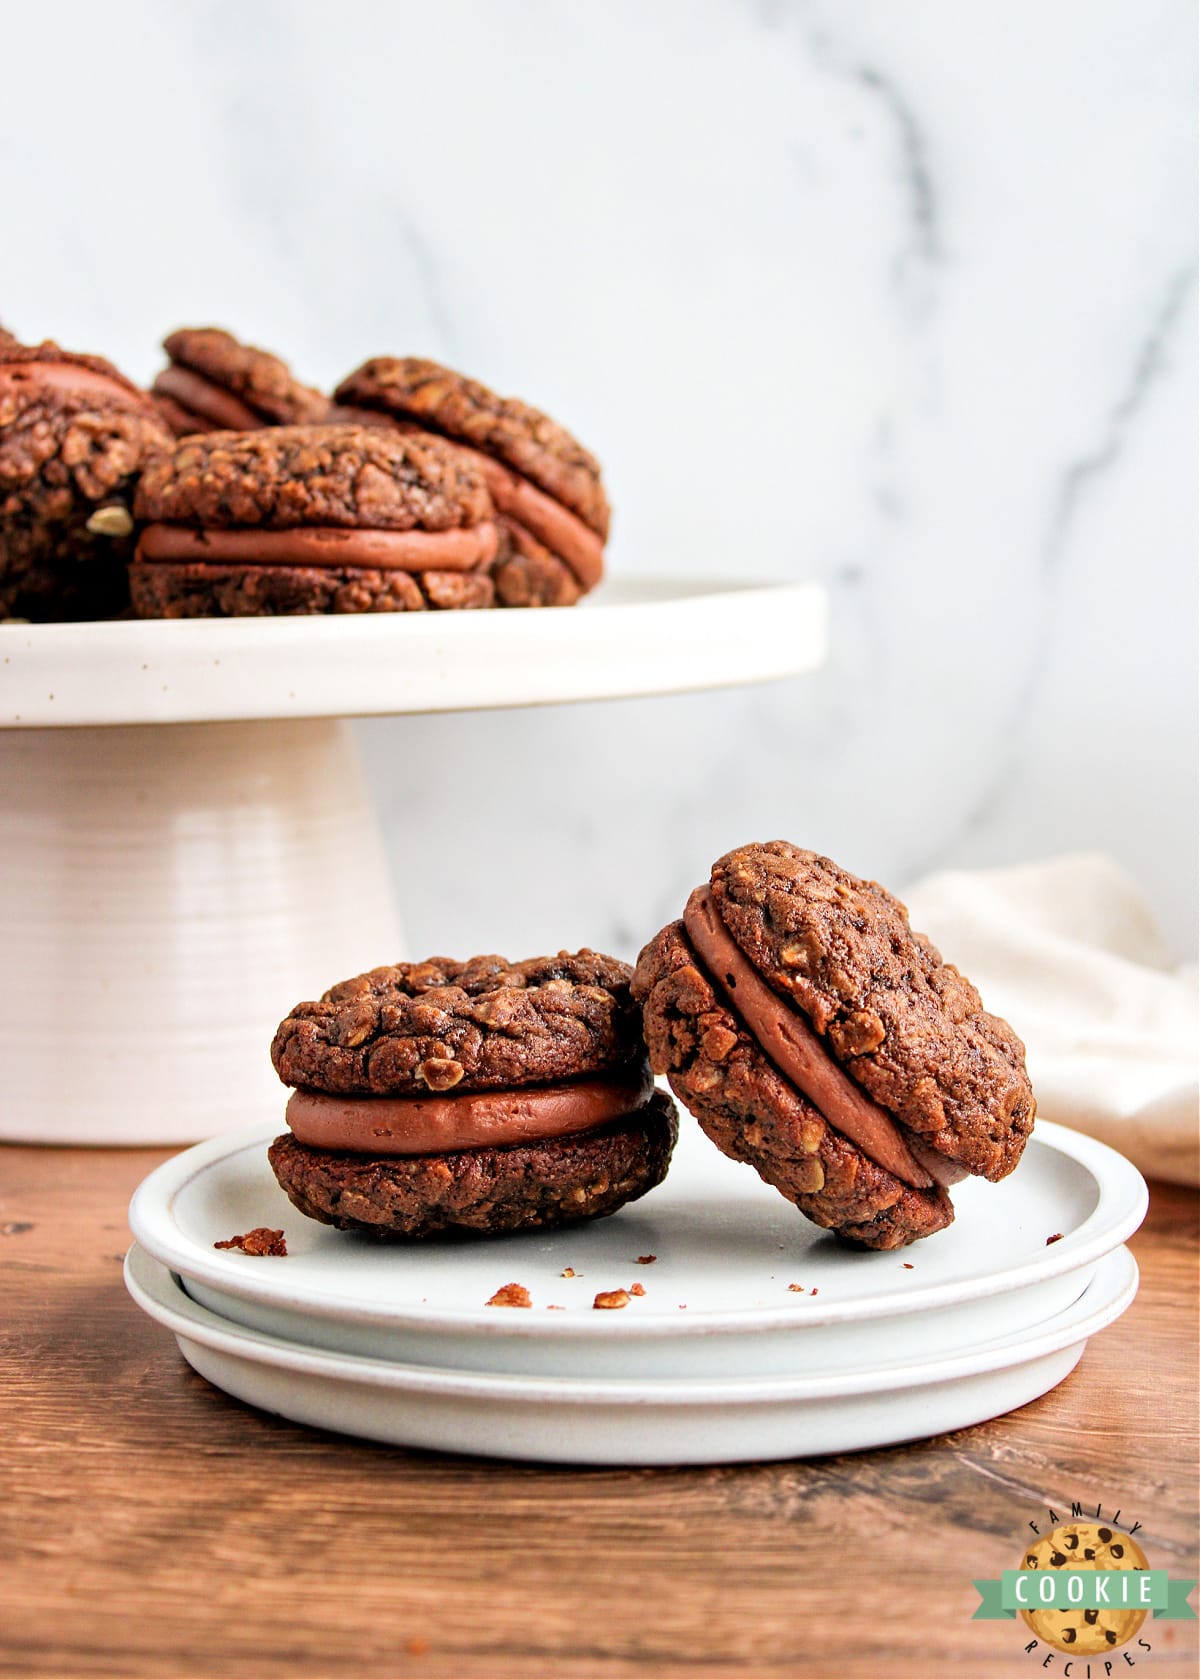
[0, 1145, 1195, 1680]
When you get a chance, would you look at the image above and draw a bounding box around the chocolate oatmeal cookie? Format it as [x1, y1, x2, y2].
[129, 562, 493, 618]
[269, 949, 677, 1239]
[151, 327, 329, 436]
[129, 424, 499, 617]
[334, 357, 609, 606]
[633, 842, 1035, 1250]
[268, 1096, 677, 1240]
[272, 951, 640, 1094]
[0, 340, 173, 620]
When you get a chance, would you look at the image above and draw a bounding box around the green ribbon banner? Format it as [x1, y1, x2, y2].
[973, 1571, 1197, 1620]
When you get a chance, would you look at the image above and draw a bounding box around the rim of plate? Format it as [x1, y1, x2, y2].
[0, 578, 828, 728]
[125, 1241, 1136, 1405]
[127, 1119, 1147, 1339]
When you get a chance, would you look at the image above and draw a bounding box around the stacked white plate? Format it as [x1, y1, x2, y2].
[126, 1117, 1146, 1465]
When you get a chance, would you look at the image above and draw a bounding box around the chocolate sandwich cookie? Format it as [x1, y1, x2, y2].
[633, 842, 1036, 1250]
[334, 357, 609, 606]
[268, 951, 677, 1238]
[1, 339, 173, 620]
[130, 424, 499, 616]
[151, 327, 329, 437]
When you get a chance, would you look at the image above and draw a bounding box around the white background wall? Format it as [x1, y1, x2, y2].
[3, 0, 1195, 961]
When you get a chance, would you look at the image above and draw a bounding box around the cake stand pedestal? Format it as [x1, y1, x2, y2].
[0, 578, 825, 1145]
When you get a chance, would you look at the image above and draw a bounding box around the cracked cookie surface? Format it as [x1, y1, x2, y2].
[134, 425, 493, 532]
[335, 357, 609, 539]
[272, 951, 641, 1096]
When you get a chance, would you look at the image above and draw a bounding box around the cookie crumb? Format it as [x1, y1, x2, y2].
[629, 1282, 646, 1297]
[214, 1228, 287, 1257]
[593, 1289, 630, 1310]
[546, 1304, 565, 1310]
[486, 1282, 532, 1308]
[902, 1262, 914, 1269]
[1046, 1232, 1064, 1245]
[561, 1266, 576, 1277]
[787, 1283, 805, 1292]
[635, 1254, 657, 1264]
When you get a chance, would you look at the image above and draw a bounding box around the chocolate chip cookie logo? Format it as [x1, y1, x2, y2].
[973, 1503, 1196, 1672]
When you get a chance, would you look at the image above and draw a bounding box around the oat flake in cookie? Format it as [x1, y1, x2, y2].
[151, 327, 329, 437]
[632, 841, 1035, 1250]
[0, 339, 173, 620]
[130, 424, 500, 616]
[268, 951, 677, 1239]
[334, 357, 609, 607]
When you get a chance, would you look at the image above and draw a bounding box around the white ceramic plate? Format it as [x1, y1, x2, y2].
[124, 1242, 1137, 1465]
[128, 1118, 1147, 1379]
[0, 576, 825, 726]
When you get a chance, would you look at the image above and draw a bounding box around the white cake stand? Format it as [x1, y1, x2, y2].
[0, 578, 825, 1145]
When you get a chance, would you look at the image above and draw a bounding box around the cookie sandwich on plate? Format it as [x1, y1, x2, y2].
[269, 951, 677, 1238]
[1, 335, 172, 620]
[633, 841, 1035, 1250]
[129, 423, 500, 617]
[150, 327, 329, 437]
[334, 357, 609, 607]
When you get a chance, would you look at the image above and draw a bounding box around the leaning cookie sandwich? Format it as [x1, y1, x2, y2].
[269, 952, 677, 1238]
[633, 842, 1035, 1250]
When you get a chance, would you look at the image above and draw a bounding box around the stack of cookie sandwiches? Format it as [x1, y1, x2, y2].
[0, 318, 611, 618]
[633, 842, 1036, 1250]
[268, 952, 677, 1239]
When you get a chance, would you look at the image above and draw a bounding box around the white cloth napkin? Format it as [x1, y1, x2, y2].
[904, 854, 1198, 1187]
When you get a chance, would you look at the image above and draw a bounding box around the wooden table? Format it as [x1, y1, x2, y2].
[1, 1147, 1196, 1679]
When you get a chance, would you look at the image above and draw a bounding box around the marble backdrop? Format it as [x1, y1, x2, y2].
[3, 0, 1195, 959]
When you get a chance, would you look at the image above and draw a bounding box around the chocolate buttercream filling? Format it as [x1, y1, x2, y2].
[683, 886, 943, 1190]
[378, 418, 604, 589]
[467, 450, 604, 589]
[136, 521, 499, 573]
[151, 365, 264, 431]
[0, 360, 144, 409]
[286, 1063, 655, 1155]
